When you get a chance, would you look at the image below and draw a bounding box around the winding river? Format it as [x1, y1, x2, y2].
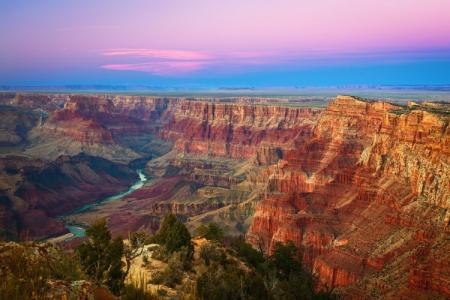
[63, 169, 148, 238]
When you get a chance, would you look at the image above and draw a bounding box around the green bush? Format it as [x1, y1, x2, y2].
[150, 247, 192, 288]
[230, 237, 265, 269]
[270, 241, 302, 279]
[151, 214, 192, 254]
[76, 219, 124, 295]
[0, 243, 85, 300]
[195, 264, 268, 300]
[150, 259, 183, 288]
[195, 222, 224, 242]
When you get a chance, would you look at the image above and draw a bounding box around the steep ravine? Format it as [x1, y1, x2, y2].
[62, 169, 149, 239]
[0, 93, 448, 299]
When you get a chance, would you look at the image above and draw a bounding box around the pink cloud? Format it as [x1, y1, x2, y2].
[100, 48, 287, 75]
[101, 61, 208, 75]
[101, 48, 212, 60]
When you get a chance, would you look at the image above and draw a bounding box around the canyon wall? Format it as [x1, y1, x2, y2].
[159, 99, 321, 159]
[0, 93, 448, 299]
[246, 96, 450, 299]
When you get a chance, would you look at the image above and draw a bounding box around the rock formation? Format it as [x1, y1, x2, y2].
[159, 100, 320, 158]
[247, 96, 450, 299]
[0, 92, 448, 299]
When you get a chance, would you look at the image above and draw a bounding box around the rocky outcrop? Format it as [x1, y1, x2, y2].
[0, 93, 67, 110]
[247, 96, 450, 298]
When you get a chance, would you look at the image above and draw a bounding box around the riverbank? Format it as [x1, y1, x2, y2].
[50, 169, 149, 241]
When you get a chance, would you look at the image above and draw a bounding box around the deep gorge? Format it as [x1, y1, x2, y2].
[0, 93, 448, 299]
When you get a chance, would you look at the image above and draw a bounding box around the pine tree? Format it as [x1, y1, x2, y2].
[76, 219, 124, 295]
[152, 214, 192, 254]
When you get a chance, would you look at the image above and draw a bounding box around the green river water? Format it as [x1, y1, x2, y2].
[64, 169, 148, 238]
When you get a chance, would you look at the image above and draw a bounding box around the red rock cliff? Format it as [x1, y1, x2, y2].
[247, 96, 450, 299]
[159, 100, 321, 159]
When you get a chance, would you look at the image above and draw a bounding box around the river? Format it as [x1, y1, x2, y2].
[63, 169, 148, 238]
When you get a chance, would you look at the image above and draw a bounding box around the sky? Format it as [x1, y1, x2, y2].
[1, 0, 450, 88]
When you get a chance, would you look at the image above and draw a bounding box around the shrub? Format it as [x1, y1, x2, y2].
[270, 240, 302, 279]
[150, 246, 192, 288]
[124, 231, 151, 280]
[151, 214, 192, 254]
[195, 264, 268, 300]
[0, 242, 85, 300]
[230, 237, 265, 269]
[142, 254, 149, 265]
[150, 260, 183, 288]
[195, 222, 224, 242]
[76, 219, 124, 295]
[199, 243, 227, 266]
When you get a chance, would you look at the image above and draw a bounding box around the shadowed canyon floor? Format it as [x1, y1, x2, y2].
[0, 92, 449, 299]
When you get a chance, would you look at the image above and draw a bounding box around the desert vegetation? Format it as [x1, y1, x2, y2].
[0, 215, 337, 299]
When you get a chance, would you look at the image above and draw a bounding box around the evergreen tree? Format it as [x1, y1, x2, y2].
[230, 237, 265, 269]
[271, 240, 302, 279]
[152, 214, 192, 254]
[195, 222, 224, 242]
[76, 219, 124, 295]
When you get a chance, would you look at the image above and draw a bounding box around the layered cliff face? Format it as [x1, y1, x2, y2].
[358, 108, 450, 209]
[14, 94, 321, 162]
[0, 105, 40, 147]
[0, 93, 448, 299]
[247, 96, 450, 299]
[22, 96, 167, 163]
[159, 100, 321, 158]
[0, 93, 67, 111]
[63, 99, 321, 238]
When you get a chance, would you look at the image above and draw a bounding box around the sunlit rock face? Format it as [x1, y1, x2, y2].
[159, 99, 321, 158]
[0, 93, 448, 299]
[247, 96, 450, 299]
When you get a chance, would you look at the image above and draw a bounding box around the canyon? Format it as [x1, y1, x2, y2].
[0, 93, 448, 299]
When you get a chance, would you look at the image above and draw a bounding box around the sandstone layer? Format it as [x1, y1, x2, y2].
[0, 93, 448, 299]
[246, 96, 450, 299]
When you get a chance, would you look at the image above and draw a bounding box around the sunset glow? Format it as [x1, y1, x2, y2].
[1, 0, 450, 86]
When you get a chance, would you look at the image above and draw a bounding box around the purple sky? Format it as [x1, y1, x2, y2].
[1, 0, 450, 87]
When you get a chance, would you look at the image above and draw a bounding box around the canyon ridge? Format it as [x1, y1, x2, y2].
[0, 93, 449, 299]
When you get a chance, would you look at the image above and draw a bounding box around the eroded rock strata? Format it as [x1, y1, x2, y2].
[247, 97, 450, 299]
[0, 93, 448, 299]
